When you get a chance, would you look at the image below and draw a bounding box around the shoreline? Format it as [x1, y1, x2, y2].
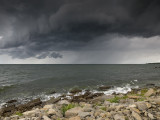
[0, 85, 160, 120]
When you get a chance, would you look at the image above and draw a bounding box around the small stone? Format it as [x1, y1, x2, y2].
[78, 112, 91, 118]
[129, 104, 136, 108]
[69, 116, 81, 120]
[128, 96, 140, 99]
[130, 107, 141, 114]
[132, 111, 142, 120]
[82, 107, 93, 112]
[113, 114, 125, 120]
[145, 102, 151, 108]
[148, 113, 154, 119]
[58, 100, 70, 105]
[103, 101, 111, 106]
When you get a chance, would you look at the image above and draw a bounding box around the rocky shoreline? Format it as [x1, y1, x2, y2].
[1, 86, 160, 120]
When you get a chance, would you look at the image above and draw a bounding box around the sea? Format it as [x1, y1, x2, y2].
[0, 64, 160, 107]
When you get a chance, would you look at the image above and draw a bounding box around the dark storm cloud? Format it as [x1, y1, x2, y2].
[0, 0, 160, 59]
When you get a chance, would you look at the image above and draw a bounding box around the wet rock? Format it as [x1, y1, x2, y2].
[144, 88, 154, 97]
[132, 111, 142, 120]
[69, 88, 82, 94]
[146, 84, 155, 87]
[17, 98, 42, 112]
[98, 85, 112, 91]
[45, 97, 61, 104]
[0, 105, 17, 117]
[6, 100, 17, 104]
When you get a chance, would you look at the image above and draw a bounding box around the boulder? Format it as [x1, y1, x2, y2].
[144, 88, 154, 97]
[90, 95, 114, 103]
[43, 104, 54, 110]
[65, 107, 83, 118]
[47, 108, 57, 115]
[136, 102, 148, 111]
[23, 108, 40, 116]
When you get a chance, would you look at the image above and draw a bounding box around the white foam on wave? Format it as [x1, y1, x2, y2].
[90, 84, 139, 95]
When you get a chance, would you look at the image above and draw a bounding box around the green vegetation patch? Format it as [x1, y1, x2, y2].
[140, 88, 148, 96]
[107, 96, 121, 103]
[61, 103, 76, 116]
[15, 111, 23, 116]
[100, 106, 107, 111]
[107, 95, 128, 103]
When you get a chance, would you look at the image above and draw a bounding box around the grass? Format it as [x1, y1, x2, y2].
[107, 96, 121, 103]
[15, 111, 23, 116]
[107, 95, 129, 103]
[100, 107, 107, 111]
[140, 88, 148, 96]
[61, 103, 75, 116]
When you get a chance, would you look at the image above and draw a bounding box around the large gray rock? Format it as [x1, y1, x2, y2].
[132, 111, 142, 120]
[65, 107, 83, 118]
[136, 102, 148, 111]
[144, 88, 154, 97]
[113, 114, 125, 120]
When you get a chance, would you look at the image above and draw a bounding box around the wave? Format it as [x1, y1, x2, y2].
[0, 84, 15, 92]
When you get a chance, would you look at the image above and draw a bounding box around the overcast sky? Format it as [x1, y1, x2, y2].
[0, 0, 160, 64]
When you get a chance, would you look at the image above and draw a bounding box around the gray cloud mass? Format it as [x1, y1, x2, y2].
[0, 0, 160, 61]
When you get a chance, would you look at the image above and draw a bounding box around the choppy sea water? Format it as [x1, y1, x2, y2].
[0, 64, 160, 106]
